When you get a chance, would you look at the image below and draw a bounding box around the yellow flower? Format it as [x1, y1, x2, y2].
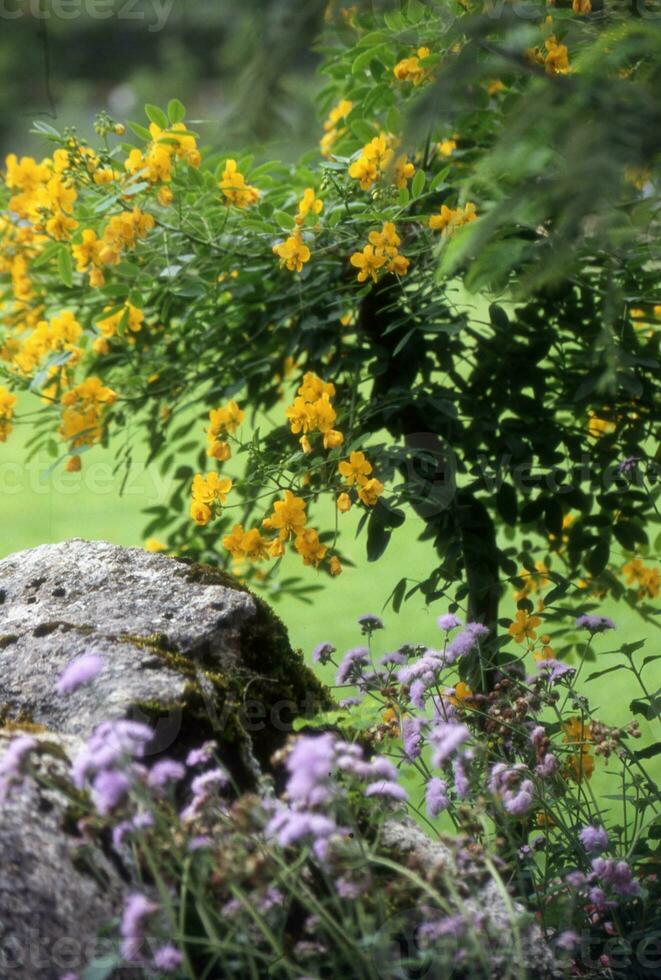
[348, 155, 378, 191]
[208, 440, 231, 461]
[208, 400, 245, 437]
[320, 98, 353, 157]
[393, 47, 431, 86]
[294, 527, 327, 567]
[339, 451, 373, 486]
[544, 36, 570, 75]
[323, 429, 344, 450]
[328, 555, 343, 576]
[587, 411, 615, 438]
[448, 681, 473, 706]
[145, 538, 167, 552]
[508, 609, 542, 644]
[190, 499, 212, 526]
[437, 138, 457, 158]
[429, 202, 477, 236]
[350, 244, 386, 283]
[357, 477, 384, 507]
[337, 492, 352, 513]
[223, 524, 248, 559]
[191, 472, 233, 506]
[273, 229, 311, 273]
[572, 0, 591, 12]
[65, 455, 82, 473]
[262, 490, 307, 540]
[393, 155, 415, 188]
[219, 159, 260, 208]
[622, 558, 660, 599]
[0, 385, 17, 442]
[487, 79, 504, 95]
[296, 188, 323, 223]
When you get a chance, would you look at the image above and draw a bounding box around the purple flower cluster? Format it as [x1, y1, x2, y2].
[489, 763, 535, 816]
[266, 734, 407, 858]
[566, 857, 640, 907]
[56, 653, 105, 695]
[579, 825, 609, 853]
[120, 892, 157, 961]
[336, 646, 369, 685]
[72, 719, 153, 815]
[575, 614, 616, 634]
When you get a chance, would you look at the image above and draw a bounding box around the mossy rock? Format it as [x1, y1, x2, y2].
[0, 539, 331, 786]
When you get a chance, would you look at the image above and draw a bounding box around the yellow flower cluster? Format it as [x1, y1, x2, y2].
[125, 121, 200, 195]
[320, 98, 353, 157]
[72, 207, 155, 287]
[190, 472, 233, 526]
[206, 400, 245, 460]
[0, 385, 17, 442]
[622, 558, 660, 600]
[11, 310, 82, 377]
[428, 202, 477, 236]
[528, 31, 570, 76]
[563, 717, 594, 781]
[219, 159, 260, 209]
[285, 371, 343, 452]
[4, 151, 77, 240]
[348, 133, 395, 191]
[273, 188, 324, 273]
[350, 221, 409, 282]
[95, 303, 144, 350]
[59, 376, 117, 459]
[508, 609, 542, 644]
[393, 47, 431, 86]
[337, 450, 384, 508]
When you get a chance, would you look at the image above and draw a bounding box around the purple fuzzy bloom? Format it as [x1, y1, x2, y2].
[0, 734, 37, 785]
[426, 777, 449, 818]
[536, 659, 576, 684]
[556, 931, 579, 951]
[575, 614, 616, 634]
[336, 646, 369, 685]
[591, 857, 640, 897]
[364, 779, 407, 801]
[437, 613, 462, 632]
[340, 696, 362, 708]
[530, 725, 546, 748]
[56, 654, 104, 695]
[357, 613, 384, 632]
[452, 756, 470, 800]
[120, 892, 157, 961]
[445, 623, 488, 664]
[402, 718, 425, 760]
[153, 945, 183, 972]
[190, 768, 228, 797]
[579, 825, 609, 853]
[92, 769, 131, 815]
[536, 754, 557, 777]
[429, 722, 470, 766]
[565, 870, 586, 888]
[409, 679, 428, 710]
[286, 734, 337, 806]
[380, 650, 406, 666]
[185, 742, 214, 767]
[267, 808, 338, 849]
[188, 835, 212, 851]
[466, 622, 490, 639]
[132, 810, 154, 830]
[504, 779, 534, 816]
[147, 758, 186, 789]
[312, 642, 336, 664]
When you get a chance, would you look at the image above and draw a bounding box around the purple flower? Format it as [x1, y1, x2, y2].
[409, 679, 427, 710]
[536, 754, 557, 777]
[426, 777, 449, 818]
[402, 718, 425, 760]
[452, 756, 470, 800]
[579, 825, 609, 853]
[429, 722, 470, 767]
[120, 892, 157, 961]
[618, 456, 639, 475]
[536, 659, 576, 684]
[364, 780, 407, 801]
[504, 779, 534, 816]
[575, 614, 616, 634]
[286, 734, 337, 807]
[266, 808, 338, 850]
[591, 857, 639, 897]
[340, 696, 362, 708]
[358, 613, 384, 633]
[312, 642, 336, 664]
[72, 720, 153, 789]
[188, 835, 212, 851]
[437, 613, 462, 632]
[336, 646, 369, 685]
[153, 945, 183, 972]
[445, 623, 488, 664]
[92, 769, 131, 815]
[56, 654, 105, 695]
[556, 931, 579, 951]
[0, 735, 37, 788]
[380, 650, 406, 666]
[148, 758, 186, 789]
[190, 768, 228, 798]
[186, 742, 214, 767]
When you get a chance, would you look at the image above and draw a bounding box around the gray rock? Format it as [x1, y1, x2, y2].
[0, 540, 329, 979]
[0, 539, 328, 779]
[381, 818, 559, 978]
[0, 730, 128, 980]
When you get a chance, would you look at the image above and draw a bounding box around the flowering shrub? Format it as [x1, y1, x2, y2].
[2, 610, 659, 978]
[0, 1, 658, 665]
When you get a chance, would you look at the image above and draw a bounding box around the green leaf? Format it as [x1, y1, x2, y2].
[128, 121, 152, 142]
[144, 104, 168, 129]
[411, 169, 425, 199]
[391, 577, 407, 613]
[635, 742, 661, 762]
[167, 98, 186, 124]
[273, 209, 295, 230]
[57, 247, 73, 288]
[585, 536, 610, 576]
[496, 483, 517, 525]
[630, 693, 660, 722]
[489, 303, 509, 331]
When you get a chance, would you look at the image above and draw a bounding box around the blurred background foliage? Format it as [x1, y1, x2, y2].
[0, 0, 330, 160]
